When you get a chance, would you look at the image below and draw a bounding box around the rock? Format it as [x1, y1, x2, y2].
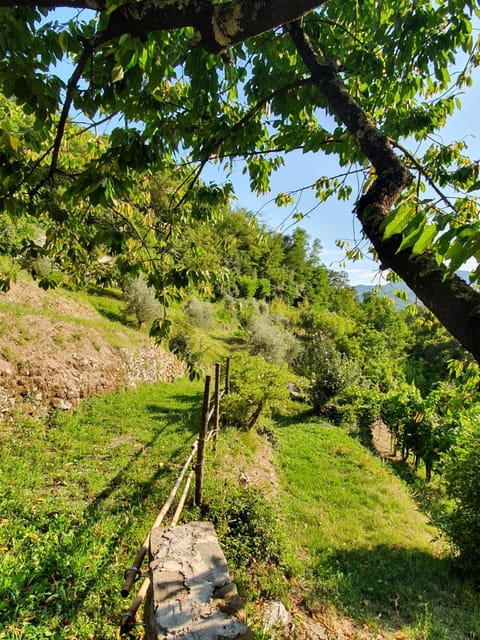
[238, 472, 250, 486]
[145, 522, 251, 640]
[306, 621, 328, 639]
[51, 397, 73, 410]
[0, 360, 13, 377]
[262, 601, 290, 632]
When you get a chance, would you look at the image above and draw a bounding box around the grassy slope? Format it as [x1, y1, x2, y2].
[1, 286, 479, 639]
[272, 414, 480, 639]
[0, 379, 204, 640]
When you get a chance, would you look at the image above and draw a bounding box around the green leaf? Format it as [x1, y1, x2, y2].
[111, 64, 124, 83]
[274, 192, 294, 207]
[382, 205, 415, 240]
[411, 224, 437, 255]
[467, 180, 480, 193]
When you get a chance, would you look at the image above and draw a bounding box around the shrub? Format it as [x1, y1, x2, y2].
[233, 298, 257, 334]
[236, 275, 257, 299]
[205, 483, 282, 568]
[123, 275, 160, 327]
[297, 333, 350, 412]
[442, 406, 480, 575]
[183, 296, 215, 329]
[248, 314, 300, 365]
[168, 317, 201, 378]
[222, 353, 294, 430]
[201, 481, 289, 601]
[255, 278, 271, 300]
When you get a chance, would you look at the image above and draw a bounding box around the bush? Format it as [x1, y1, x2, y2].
[222, 353, 294, 430]
[442, 406, 480, 575]
[168, 317, 201, 377]
[183, 296, 215, 329]
[205, 483, 282, 568]
[297, 334, 351, 412]
[248, 314, 300, 365]
[123, 275, 160, 327]
[236, 275, 257, 299]
[201, 481, 289, 601]
[255, 278, 271, 300]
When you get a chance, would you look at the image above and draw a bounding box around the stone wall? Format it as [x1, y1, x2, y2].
[0, 342, 185, 419]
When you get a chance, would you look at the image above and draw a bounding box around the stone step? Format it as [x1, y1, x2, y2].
[144, 521, 252, 640]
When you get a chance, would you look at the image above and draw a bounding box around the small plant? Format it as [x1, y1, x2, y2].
[222, 353, 294, 430]
[123, 275, 160, 328]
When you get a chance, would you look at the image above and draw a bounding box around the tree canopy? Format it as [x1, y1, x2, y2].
[1, 0, 480, 357]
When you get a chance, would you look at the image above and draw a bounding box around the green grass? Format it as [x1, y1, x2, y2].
[2, 378, 479, 640]
[273, 413, 480, 639]
[0, 378, 203, 640]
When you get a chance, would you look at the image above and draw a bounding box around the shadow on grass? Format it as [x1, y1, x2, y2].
[146, 393, 204, 434]
[0, 420, 198, 634]
[310, 544, 462, 630]
[272, 406, 319, 428]
[219, 334, 247, 350]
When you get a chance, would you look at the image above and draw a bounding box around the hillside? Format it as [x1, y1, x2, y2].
[354, 270, 472, 307]
[0, 279, 184, 417]
[0, 281, 479, 640]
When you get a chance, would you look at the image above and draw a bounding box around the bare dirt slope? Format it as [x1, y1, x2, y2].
[0, 279, 184, 418]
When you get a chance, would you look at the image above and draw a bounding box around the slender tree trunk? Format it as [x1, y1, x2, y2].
[247, 401, 264, 430]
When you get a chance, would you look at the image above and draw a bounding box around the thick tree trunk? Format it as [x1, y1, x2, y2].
[289, 23, 480, 363]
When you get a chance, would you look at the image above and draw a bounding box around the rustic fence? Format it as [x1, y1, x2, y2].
[119, 357, 231, 634]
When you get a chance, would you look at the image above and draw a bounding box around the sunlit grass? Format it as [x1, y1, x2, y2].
[273, 414, 480, 639]
[0, 378, 203, 640]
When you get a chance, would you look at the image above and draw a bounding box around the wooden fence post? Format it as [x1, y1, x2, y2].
[224, 356, 231, 395]
[213, 363, 221, 449]
[195, 375, 211, 506]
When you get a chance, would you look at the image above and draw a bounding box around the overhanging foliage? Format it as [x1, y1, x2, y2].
[1, 0, 480, 357]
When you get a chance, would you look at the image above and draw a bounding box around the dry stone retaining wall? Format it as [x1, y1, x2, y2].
[0, 341, 184, 418]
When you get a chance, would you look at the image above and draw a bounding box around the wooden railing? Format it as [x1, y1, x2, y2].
[119, 357, 231, 634]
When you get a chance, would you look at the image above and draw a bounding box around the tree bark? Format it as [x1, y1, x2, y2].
[3, 0, 329, 54]
[289, 23, 480, 363]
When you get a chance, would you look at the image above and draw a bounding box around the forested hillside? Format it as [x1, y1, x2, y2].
[1, 1, 480, 638]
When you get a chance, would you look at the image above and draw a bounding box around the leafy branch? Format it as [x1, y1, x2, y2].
[390, 139, 460, 216]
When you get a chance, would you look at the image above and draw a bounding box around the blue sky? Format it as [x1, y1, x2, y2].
[203, 70, 480, 285]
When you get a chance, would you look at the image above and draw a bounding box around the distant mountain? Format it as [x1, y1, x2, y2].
[354, 271, 471, 308]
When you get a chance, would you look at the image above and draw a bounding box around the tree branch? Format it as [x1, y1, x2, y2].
[391, 139, 459, 216]
[201, 77, 313, 162]
[34, 0, 330, 53]
[288, 21, 480, 362]
[29, 42, 94, 197]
